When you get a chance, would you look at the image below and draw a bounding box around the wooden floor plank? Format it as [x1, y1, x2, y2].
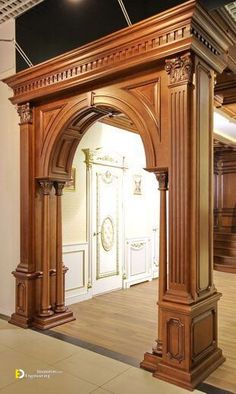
[52, 271, 236, 392]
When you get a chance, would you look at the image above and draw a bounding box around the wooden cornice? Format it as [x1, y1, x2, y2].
[2, 0, 234, 105]
[214, 71, 236, 119]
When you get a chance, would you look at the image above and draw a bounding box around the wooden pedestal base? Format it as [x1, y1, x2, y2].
[9, 313, 33, 329]
[140, 352, 161, 373]
[154, 348, 225, 391]
[33, 309, 75, 330]
[150, 293, 224, 390]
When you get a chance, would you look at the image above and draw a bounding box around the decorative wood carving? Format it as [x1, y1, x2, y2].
[16, 283, 26, 313]
[165, 53, 193, 85]
[17, 102, 33, 124]
[4, 0, 234, 390]
[3, 1, 233, 105]
[166, 318, 185, 363]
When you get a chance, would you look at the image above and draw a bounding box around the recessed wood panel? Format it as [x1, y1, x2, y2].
[166, 318, 185, 363]
[192, 311, 215, 360]
[197, 61, 212, 293]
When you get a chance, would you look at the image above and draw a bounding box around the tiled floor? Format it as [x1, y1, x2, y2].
[0, 318, 204, 394]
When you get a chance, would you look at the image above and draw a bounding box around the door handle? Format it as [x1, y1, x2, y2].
[93, 231, 101, 236]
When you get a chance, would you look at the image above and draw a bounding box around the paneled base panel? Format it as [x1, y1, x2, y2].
[148, 293, 225, 390]
[154, 349, 225, 391]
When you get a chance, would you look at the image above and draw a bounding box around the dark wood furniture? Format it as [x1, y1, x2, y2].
[214, 135, 236, 273]
[3, 0, 236, 390]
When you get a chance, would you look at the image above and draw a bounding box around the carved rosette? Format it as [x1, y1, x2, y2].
[155, 169, 169, 191]
[165, 53, 193, 85]
[17, 102, 33, 124]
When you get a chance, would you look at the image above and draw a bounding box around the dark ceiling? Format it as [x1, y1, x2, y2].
[16, 0, 232, 72]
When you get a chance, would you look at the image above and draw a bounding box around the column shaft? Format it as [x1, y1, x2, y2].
[38, 180, 54, 317]
[54, 181, 66, 313]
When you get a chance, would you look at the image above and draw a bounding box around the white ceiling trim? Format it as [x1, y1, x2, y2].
[0, 0, 45, 24]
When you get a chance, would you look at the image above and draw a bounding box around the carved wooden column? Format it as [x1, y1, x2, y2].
[54, 181, 66, 313]
[33, 178, 75, 329]
[152, 53, 225, 390]
[37, 179, 54, 317]
[154, 169, 168, 354]
[9, 103, 37, 328]
[141, 168, 168, 372]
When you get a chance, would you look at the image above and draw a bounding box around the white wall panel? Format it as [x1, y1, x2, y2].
[124, 237, 153, 288]
[63, 243, 90, 305]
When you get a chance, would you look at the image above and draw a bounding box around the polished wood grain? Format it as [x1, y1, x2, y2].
[4, 0, 236, 390]
[214, 137, 236, 273]
[52, 280, 158, 361]
[52, 271, 236, 393]
[205, 271, 236, 393]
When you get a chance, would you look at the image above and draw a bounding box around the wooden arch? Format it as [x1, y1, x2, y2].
[3, 0, 236, 390]
[41, 88, 159, 179]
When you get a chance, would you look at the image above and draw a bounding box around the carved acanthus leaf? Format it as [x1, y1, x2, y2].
[155, 169, 169, 191]
[17, 103, 33, 124]
[54, 181, 66, 196]
[38, 180, 54, 195]
[165, 54, 193, 85]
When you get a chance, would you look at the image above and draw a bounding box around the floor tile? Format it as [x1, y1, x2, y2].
[13, 334, 82, 364]
[0, 348, 54, 389]
[54, 348, 131, 386]
[0, 370, 97, 394]
[0, 327, 40, 348]
[102, 366, 203, 394]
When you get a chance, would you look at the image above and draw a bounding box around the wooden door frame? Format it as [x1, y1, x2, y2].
[3, 0, 235, 390]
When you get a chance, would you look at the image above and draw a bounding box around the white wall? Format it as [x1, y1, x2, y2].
[0, 20, 20, 316]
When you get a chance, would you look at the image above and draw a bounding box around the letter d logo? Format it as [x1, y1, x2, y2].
[15, 369, 25, 379]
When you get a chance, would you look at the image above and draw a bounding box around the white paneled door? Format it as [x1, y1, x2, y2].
[84, 149, 125, 296]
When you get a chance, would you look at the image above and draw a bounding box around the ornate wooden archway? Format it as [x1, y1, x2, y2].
[3, 0, 235, 390]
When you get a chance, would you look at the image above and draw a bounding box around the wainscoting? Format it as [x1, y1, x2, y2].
[63, 243, 90, 305]
[63, 235, 158, 304]
[124, 237, 154, 288]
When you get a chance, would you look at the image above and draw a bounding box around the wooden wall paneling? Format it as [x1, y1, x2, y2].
[4, 0, 236, 390]
[214, 145, 236, 273]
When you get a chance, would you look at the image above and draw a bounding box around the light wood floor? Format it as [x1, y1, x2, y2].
[52, 271, 236, 393]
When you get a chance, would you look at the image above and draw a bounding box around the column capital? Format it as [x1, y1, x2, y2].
[37, 179, 54, 195]
[165, 53, 193, 85]
[54, 181, 66, 196]
[17, 103, 33, 125]
[154, 168, 169, 191]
